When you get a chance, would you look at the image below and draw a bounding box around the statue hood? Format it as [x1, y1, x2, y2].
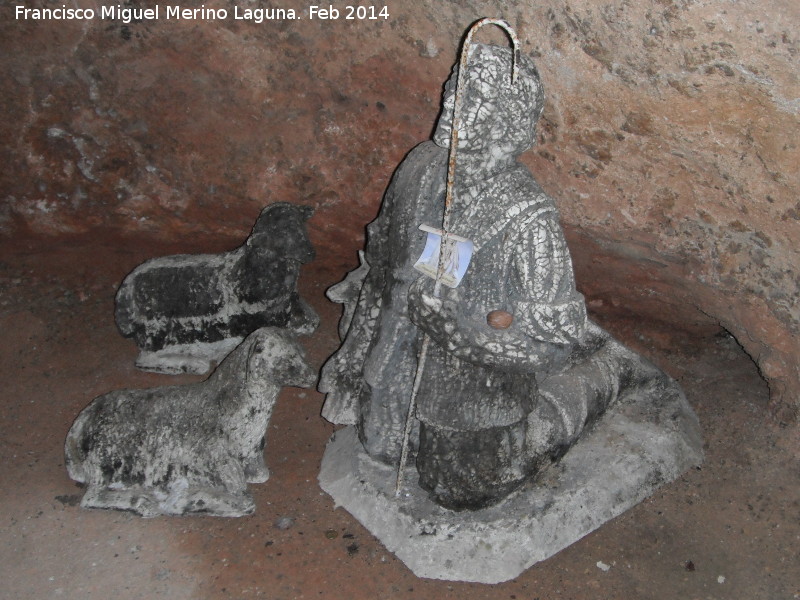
[433, 43, 545, 160]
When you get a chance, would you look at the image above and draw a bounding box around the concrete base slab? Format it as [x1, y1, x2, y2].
[319, 389, 703, 584]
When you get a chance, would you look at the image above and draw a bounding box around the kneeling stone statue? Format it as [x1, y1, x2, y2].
[319, 20, 701, 519]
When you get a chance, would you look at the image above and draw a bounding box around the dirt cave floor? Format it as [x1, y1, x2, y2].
[1, 233, 798, 600]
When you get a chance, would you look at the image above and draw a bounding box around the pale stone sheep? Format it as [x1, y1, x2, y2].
[65, 327, 316, 517]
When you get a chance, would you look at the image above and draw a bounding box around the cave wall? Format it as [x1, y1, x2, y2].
[1, 0, 797, 418]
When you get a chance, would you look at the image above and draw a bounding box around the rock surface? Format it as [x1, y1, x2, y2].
[1, 0, 797, 416]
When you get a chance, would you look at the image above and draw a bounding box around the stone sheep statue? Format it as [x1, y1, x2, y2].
[64, 327, 316, 517]
[115, 202, 318, 374]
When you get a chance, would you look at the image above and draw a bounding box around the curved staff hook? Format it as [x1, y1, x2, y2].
[395, 18, 521, 496]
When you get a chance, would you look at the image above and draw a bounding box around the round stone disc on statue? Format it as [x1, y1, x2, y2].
[487, 309, 514, 329]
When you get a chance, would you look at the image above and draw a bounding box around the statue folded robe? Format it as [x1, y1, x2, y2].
[319, 141, 449, 463]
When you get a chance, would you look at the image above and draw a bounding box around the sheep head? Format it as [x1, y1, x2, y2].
[245, 328, 316, 390]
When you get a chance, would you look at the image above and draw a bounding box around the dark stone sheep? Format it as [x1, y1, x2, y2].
[115, 202, 317, 374]
[65, 327, 316, 517]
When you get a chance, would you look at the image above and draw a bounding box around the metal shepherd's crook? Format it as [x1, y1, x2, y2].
[394, 18, 521, 496]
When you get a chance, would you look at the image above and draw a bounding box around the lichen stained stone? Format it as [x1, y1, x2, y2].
[115, 202, 318, 374]
[65, 327, 316, 517]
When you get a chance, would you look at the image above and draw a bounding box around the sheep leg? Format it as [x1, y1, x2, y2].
[241, 437, 270, 483]
[243, 456, 270, 484]
[182, 488, 256, 517]
[80, 484, 161, 518]
[187, 457, 256, 516]
[135, 348, 216, 375]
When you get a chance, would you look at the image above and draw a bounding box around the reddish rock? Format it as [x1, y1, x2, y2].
[1, 0, 797, 418]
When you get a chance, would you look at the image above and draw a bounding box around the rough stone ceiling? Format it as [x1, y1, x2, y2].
[1, 0, 797, 417]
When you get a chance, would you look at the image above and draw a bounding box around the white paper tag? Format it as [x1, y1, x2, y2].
[413, 225, 473, 288]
